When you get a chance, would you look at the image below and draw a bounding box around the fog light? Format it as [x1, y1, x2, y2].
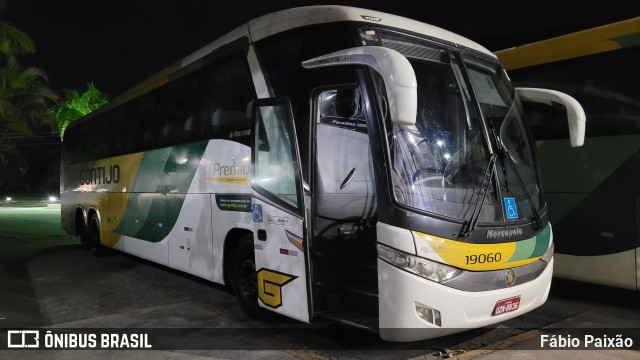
[415, 302, 441, 327]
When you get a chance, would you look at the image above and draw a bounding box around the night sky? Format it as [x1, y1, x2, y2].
[4, 0, 638, 98]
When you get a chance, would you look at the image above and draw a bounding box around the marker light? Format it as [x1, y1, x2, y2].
[377, 243, 461, 283]
[540, 241, 554, 264]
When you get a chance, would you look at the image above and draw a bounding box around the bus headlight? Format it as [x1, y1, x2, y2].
[377, 243, 461, 283]
[540, 241, 554, 264]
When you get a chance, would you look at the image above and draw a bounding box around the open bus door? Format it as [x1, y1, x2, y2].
[250, 98, 311, 323]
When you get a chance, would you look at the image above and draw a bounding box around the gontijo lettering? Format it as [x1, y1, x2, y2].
[80, 164, 120, 185]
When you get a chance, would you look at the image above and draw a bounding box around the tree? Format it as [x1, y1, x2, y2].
[0, 0, 60, 193]
[0, 54, 58, 133]
[0, 54, 59, 192]
[0, 1, 58, 143]
[0, 20, 34, 55]
[50, 83, 108, 138]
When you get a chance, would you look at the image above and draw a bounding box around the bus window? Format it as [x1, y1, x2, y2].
[254, 102, 300, 209]
[203, 54, 255, 145]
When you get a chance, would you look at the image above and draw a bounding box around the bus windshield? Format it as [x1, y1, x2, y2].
[364, 29, 542, 223]
[463, 55, 542, 218]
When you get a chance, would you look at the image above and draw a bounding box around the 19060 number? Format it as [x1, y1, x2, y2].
[465, 252, 502, 265]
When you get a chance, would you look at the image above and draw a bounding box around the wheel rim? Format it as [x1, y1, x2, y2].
[238, 258, 257, 298]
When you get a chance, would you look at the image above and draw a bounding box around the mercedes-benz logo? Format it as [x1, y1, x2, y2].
[505, 269, 516, 287]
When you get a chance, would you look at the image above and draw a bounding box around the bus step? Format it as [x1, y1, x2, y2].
[342, 282, 378, 298]
[343, 282, 378, 316]
[320, 310, 379, 333]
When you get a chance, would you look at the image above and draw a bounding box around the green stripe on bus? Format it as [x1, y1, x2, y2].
[114, 147, 173, 237]
[114, 141, 208, 242]
[507, 236, 536, 263]
[531, 225, 551, 257]
[506, 224, 550, 262]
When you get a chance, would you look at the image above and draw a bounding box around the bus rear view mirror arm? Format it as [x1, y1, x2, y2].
[516, 87, 586, 147]
[302, 46, 417, 126]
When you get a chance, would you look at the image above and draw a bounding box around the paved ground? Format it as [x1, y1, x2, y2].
[0, 205, 638, 359]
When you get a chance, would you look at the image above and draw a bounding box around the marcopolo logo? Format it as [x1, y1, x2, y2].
[487, 227, 523, 239]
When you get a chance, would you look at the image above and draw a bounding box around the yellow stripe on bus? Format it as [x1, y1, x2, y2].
[496, 17, 640, 70]
[107, 62, 182, 110]
[206, 176, 249, 185]
[91, 153, 144, 247]
[414, 231, 539, 271]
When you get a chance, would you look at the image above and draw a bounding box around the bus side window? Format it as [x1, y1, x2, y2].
[202, 53, 256, 145]
[211, 108, 250, 140]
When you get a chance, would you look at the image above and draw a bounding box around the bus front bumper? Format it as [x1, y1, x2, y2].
[378, 257, 553, 342]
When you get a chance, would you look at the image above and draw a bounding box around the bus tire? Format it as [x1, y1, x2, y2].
[230, 234, 268, 319]
[87, 214, 107, 256]
[79, 223, 90, 250]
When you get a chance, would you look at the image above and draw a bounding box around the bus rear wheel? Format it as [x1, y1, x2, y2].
[79, 223, 90, 250]
[230, 234, 268, 319]
[88, 214, 107, 256]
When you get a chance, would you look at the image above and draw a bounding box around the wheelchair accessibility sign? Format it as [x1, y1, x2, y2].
[503, 197, 519, 219]
[252, 204, 263, 222]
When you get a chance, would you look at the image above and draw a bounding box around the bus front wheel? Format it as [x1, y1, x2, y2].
[230, 234, 268, 319]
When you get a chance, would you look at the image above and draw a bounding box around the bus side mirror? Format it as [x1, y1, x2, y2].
[301, 46, 417, 126]
[516, 87, 586, 147]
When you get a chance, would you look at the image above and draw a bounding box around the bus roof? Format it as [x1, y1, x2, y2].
[109, 5, 493, 109]
[246, 6, 492, 55]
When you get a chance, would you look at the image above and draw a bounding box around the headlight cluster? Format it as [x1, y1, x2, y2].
[377, 243, 461, 283]
[540, 241, 554, 263]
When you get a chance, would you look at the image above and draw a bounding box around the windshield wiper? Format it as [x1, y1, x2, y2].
[491, 127, 543, 230]
[460, 133, 543, 237]
[459, 153, 497, 237]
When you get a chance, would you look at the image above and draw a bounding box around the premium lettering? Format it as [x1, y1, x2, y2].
[212, 160, 250, 177]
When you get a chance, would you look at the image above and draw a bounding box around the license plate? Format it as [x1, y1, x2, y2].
[492, 296, 521, 316]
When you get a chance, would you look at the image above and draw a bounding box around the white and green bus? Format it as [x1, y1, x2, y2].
[61, 6, 585, 341]
[496, 17, 640, 290]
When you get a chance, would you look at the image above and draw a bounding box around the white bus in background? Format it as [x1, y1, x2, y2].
[496, 17, 640, 290]
[60, 6, 585, 341]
